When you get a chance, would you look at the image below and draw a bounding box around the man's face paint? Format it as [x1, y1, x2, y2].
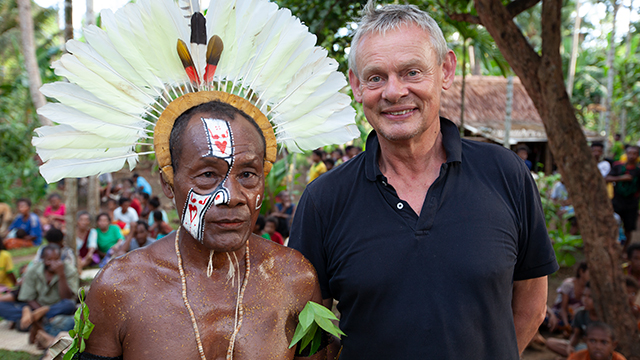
[181, 118, 235, 242]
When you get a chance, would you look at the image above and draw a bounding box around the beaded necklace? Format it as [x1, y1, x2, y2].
[175, 228, 251, 360]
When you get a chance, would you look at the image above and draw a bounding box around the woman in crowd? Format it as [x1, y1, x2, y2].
[76, 211, 98, 270]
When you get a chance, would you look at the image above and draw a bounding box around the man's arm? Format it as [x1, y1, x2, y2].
[512, 276, 547, 354]
[50, 260, 74, 300]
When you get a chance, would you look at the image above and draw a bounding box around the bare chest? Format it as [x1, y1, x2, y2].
[116, 272, 298, 359]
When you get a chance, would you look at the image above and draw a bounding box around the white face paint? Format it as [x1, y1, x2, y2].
[255, 194, 262, 210]
[180, 118, 235, 242]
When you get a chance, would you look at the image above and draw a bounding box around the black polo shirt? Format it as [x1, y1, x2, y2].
[289, 118, 558, 359]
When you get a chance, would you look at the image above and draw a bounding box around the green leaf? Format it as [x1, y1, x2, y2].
[299, 322, 318, 351]
[310, 325, 323, 355]
[299, 303, 314, 331]
[63, 347, 78, 360]
[314, 314, 345, 337]
[308, 301, 339, 321]
[68, 329, 77, 338]
[289, 323, 307, 349]
[80, 338, 86, 353]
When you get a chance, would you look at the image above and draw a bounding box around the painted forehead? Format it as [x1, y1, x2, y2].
[200, 117, 234, 164]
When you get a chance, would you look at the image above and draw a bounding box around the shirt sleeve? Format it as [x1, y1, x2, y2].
[29, 214, 43, 243]
[288, 188, 332, 299]
[17, 267, 38, 302]
[513, 169, 559, 281]
[64, 262, 80, 296]
[87, 229, 98, 249]
[129, 209, 139, 222]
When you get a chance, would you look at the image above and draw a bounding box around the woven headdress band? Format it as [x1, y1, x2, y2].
[32, 0, 359, 185]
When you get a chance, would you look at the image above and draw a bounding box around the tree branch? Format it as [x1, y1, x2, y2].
[449, 13, 481, 24]
[506, 0, 542, 18]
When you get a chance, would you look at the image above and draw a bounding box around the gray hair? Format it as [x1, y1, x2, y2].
[348, 1, 448, 77]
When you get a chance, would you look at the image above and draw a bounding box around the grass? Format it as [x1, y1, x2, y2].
[0, 350, 40, 360]
[7, 247, 38, 259]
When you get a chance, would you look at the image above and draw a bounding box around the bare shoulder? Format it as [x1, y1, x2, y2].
[250, 235, 320, 300]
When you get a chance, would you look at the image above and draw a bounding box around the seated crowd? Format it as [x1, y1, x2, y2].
[0, 173, 175, 350]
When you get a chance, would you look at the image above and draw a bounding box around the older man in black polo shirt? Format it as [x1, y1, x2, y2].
[289, 2, 558, 359]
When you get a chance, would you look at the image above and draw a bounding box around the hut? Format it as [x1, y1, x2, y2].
[440, 75, 603, 173]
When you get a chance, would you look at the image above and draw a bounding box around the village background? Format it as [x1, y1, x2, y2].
[1, 0, 639, 358]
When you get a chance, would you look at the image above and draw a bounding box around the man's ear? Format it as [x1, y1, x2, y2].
[349, 69, 363, 103]
[159, 170, 174, 199]
[441, 50, 457, 91]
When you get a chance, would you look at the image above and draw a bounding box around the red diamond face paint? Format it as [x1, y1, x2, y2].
[180, 118, 234, 242]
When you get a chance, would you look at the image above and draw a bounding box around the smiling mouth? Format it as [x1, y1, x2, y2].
[383, 109, 415, 116]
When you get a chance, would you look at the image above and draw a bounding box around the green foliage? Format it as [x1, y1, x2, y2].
[0, 350, 40, 360]
[262, 153, 301, 215]
[0, 1, 61, 205]
[535, 172, 583, 267]
[275, 0, 367, 73]
[64, 288, 95, 360]
[289, 301, 345, 356]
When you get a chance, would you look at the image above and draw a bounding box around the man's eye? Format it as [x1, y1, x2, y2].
[408, 70, 419, 76]
[368, 75, 381, 83]
[242, 171, 255, 178]
[202, 171, 214, 178]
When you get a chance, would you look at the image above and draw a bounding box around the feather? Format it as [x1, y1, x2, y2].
[177, 39, 199, 84]
[204, 35, 224, 82]
[179, 0, 199, 19]
[52, 55, 149, 114]
[33, 125, 135, 149]
[189, 12, 207, 86]
[37, 146, 134, 162]
[39, 155, 142, 184]
[37, 104, 147, 142]
[40, 82, 152, 126]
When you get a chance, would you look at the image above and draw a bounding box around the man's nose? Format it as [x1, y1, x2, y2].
[220, 177, 246, 208]
[382, 75, 409, 103]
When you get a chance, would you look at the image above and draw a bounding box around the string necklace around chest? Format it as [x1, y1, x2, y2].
[175, 228, 251, 360]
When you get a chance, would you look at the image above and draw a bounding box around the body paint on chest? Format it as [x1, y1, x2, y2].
[180, 118, 234, 242]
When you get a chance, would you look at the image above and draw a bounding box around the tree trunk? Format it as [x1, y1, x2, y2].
[566, 0, 581, 99]
[64, 178, 78, 253]
[619, 0, 634, 140]
[85, 0, 94, 26]
[603, 0, 618, 142]
[87, 176, 100, 223]
[64, 0, 73, 42]
[473, 0, 640, 357]
[17, 0, 51, 126]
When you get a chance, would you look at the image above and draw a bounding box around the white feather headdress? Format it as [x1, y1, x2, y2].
[32, 0, 359, 184]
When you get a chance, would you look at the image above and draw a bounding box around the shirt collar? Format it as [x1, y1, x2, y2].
[365, 117, 462, 182]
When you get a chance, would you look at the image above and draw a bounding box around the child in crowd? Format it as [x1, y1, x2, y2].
[624, 277, 640, 324]
[567, 322, 627, 360]
[0, 238, 16, 293]
[253, 215, 270, 241]
[552, 261, 589, 330]
[33, 228, 76, 268]
[106, 199, 127, 230]
[149, 211, 172, 239]
[547, 282, 598, 357]
[4, 198, 42, 249]
[624, 243, 640, 289]
[42, 193, 65, 232]
[147, 196, 168, 227]
[264, 216, 284, 245]
[323, 158, 335, 171]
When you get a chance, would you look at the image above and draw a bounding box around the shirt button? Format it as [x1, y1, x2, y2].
[382, 180, 387, 186]
[397, 202, 403, 210]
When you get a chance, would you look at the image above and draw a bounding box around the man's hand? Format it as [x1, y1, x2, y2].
[50, 259, 66, 277]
